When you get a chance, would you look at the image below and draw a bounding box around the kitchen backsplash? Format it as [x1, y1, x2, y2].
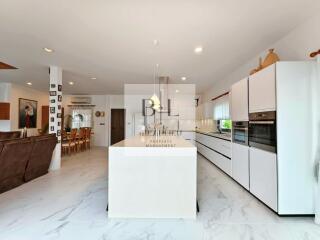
[196, 119, 216, 132]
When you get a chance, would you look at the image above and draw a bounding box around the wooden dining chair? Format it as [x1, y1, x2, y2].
[77, 128, 86, 151]
[62, 128, 77, 155]
[85, 128, 92, 150]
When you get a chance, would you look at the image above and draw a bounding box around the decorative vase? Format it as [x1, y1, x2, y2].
[262, 49, 280, 68]
[249, 57, 263, 75]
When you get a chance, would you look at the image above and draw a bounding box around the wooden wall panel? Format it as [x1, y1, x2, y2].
[42, 105, 49, 129]
[0, 102, 10, 120]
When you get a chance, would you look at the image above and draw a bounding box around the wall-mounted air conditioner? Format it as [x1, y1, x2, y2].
[70, 97, 92, 105]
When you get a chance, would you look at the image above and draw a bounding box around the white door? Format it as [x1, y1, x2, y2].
[232, 143, 249, 190]
[231, 78, 249, 121]
[249, 64, 276, 113]
[249, 147, 278, 211]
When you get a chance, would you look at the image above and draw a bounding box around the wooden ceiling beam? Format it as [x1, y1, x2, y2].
[0, 62, 18, 69]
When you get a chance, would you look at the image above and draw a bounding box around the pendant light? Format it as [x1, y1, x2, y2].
[151, 64, 161, 111]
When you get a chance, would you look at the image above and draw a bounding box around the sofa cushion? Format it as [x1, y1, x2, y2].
[24, 134, 57, 182]
[0, 131, 21, 140]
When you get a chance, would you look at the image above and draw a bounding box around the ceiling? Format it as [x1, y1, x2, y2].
[0, 0, 319, 95]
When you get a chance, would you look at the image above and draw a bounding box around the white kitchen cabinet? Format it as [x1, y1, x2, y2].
[196, 132, 232, 176]
[232, 143, 249, 190]
[249, 64, 276, 113]
[231, 78, 248, 121]
[276, 61, 315, 214]
[181, 131, 195, 146]
[196, 142, 232, 176]
[196, 133, 231, 158]
[249, 147, 277, 212]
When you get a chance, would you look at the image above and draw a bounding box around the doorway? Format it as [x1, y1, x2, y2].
[110, 109, 125, 145]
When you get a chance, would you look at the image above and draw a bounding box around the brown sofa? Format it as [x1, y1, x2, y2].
[24, 134, 57, 182]
[0, 134, 57, 194]
[0, 131, 21, 140]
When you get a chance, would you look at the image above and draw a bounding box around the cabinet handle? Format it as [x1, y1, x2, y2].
[249, 121, 274, 124]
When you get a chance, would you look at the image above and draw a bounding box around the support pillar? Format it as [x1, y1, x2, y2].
[49, 66, 63, 170]
[315, 56, 320, 225]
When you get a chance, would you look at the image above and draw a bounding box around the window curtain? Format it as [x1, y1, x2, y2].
[71, 107, 93, 129]
[213, 94, 230, 120]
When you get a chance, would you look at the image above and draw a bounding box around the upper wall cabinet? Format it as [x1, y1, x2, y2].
[249, 64, 276, 113]
[231, 78, 248, 121]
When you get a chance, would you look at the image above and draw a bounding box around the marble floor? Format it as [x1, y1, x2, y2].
[0, 147, 319, 240]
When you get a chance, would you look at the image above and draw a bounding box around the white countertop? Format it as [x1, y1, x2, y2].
[111, 135, 195, 148]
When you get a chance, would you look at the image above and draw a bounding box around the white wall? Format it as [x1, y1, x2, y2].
[63, 94, 124, 147]
[0, 83, 48, 135]
[10, 83, 49, 136]
[63, 95, 108, 147]
[202, 14, 320, 101]
[109, 95, 124, 109]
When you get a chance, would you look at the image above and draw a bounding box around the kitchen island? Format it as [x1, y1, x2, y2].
[108, 135, 197, 219]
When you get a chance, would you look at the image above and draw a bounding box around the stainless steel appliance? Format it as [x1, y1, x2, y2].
[249, 111, 276, 153]
[232, 121, 248, 146]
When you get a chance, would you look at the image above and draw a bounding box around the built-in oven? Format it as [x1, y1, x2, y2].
[232, 121, 249, 146]
[249, 111, 277, 153]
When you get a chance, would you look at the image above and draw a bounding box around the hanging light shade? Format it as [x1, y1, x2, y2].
[150, 63, 161, 111]
[150, 93, 161, 111]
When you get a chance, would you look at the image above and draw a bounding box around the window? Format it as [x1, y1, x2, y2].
[71, 108, 93, 129]
[220, 119, 231, 130]
[213, 94, 230, 120]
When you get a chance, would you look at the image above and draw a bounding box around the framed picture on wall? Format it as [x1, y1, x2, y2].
[50, 91, 56, 96]
[18, 98, 38, 129]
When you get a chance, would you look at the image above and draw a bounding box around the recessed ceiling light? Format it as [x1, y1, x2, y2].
[153, 40, 159, 46]
[181, 77, 187, 81]
[175, 89, 180, 93]
[194, 46, 203, 54]
[69, 81, 74, 85]
[43, 47, 54, 53]
[91, 77, 97, 80]
[27, 82, 32, 86]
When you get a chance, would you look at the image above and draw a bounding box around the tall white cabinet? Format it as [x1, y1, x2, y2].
[249, 64, 276, 113]
[249, 147, 278, 211]
[230, 77, 250, 190]
[248, 62, 316, 215]
[232, 143, 249, 190]
[231, 78, 249, 121]
[276, 62, 316, 215]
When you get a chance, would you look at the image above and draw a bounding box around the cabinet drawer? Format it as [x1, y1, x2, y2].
[197, 142, 231, 175]
[196, 133, 231, 158]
